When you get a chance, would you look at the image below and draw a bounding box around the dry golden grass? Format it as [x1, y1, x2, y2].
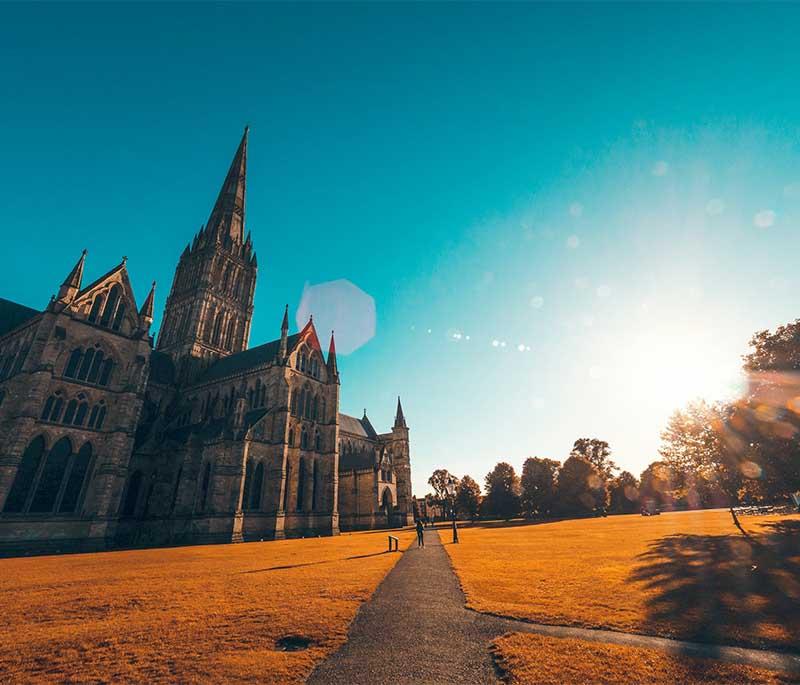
[0, 529, 414, 683]
[491, 632, 796, 685]
[446, 511, 800, 649]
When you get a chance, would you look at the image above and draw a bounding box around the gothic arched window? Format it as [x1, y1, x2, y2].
[88, 294, 104, 323]
[122, 470, 142, 517]
[63, 399, 78, 425]
[100, 285, 121, 327]
[111, 302, 126, 331]
[64, 347, 83, 378]
[86, 350, 105, 383]
[224, 318, 235, 348]
[311, 460, 318, 511]
[288, 428, 294, 447]
[296, 458, 305, 511]
[41, 391, 65, 422]
[59, 441, 92, 513]
[242, 458, 254, 510]
[2, 435, 46, 513]
[315, 431, 321, 452]
[29, 436, 72, 513]
[77, 347, 95, 381]
[251, 462, 264, 510]
[212, 311, 224, 345]
[301, 428, 308, 450]
[98, 358, 114, 386]
[73, 394, 89, 426]
[199, 462, 212, 512]
[87, 401, 107, 430]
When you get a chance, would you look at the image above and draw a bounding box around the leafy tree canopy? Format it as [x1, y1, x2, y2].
[570, 438, 617, 480]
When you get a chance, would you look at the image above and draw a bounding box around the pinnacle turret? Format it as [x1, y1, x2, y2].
[278, 304, 289, 361]
[327, 330, 339, 382]
[394, 396, 407, 429]
[139, 281, 156, 328]
[57, 249, 87, 303]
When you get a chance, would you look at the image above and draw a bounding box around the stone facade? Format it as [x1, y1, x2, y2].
[0, 129, 413, 556]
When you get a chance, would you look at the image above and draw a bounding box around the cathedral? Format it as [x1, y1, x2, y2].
[0, 129, 414, 556]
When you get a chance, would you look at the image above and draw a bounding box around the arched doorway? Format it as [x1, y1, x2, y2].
[381, 488, 394, 528]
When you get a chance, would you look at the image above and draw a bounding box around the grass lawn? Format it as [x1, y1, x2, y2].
[491, 632, 796, 685]
[446, 511, 800, 650]
[0, 529, 414, 683]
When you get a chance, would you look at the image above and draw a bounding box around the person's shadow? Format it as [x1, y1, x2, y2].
[629, 520, 800, 652]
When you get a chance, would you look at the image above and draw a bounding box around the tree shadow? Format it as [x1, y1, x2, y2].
[629, 520, 800, 651]
[240, 550, 389, 574]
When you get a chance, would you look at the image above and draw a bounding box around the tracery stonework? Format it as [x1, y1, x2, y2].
[0, 129, 413, 555]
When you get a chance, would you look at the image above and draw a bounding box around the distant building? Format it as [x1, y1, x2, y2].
[0, 129, 414, 556]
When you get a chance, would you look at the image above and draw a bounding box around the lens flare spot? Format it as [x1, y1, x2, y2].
[754, 209, 776, 228]
[296, 279, 375, 355]
[652, 160, 669, 176]
[569, 202, 584, 218]
[740, 461, 762, 479]
[596, 285, 612, 298]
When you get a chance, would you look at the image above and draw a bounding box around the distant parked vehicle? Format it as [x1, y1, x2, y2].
[641, 499, 661, 516]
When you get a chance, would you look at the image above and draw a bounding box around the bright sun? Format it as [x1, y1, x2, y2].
[620, 326, 744, 417]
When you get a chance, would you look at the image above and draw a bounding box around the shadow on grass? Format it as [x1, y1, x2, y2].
[629, 520, 800, 651]
[240, 550, 390, 574]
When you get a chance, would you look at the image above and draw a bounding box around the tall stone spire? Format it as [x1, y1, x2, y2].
[157, 128, 257, 370]
[57, 249, 87, 303]
[394, 396, 407, 429]
[206, 126, 248, 244]
[326, 330, 339, 383]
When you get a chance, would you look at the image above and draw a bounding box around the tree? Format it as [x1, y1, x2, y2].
[658, 400, 755, 531]
[570, 438, 617, 480]
[639, 460, 677, 510]
[483, 462, 520, 519]
[555, 456, 608, 517]
[428, 469, 456, 503]
[520, 457, 560, 517]
[455, 475, 481, 520]
[608, 471, 639, 514]
[743, 319, 800, 373]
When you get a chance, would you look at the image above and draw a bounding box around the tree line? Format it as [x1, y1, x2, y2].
[425, 319, 800, 523]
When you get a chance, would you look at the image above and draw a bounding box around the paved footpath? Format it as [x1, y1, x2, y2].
[307, 528, 800, 684]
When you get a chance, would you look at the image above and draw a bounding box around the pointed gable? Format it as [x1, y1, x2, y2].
[289, 317, 323, 354]
[71, 258, 141, 334]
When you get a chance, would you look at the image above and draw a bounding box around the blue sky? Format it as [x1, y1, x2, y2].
[3, 3, 800, 495]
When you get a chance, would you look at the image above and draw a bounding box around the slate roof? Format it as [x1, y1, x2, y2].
[0, 298, 40, 338]
[194, 333, 301, 384]
[339, 413, 378, 440]
[163, 407, 269, 445]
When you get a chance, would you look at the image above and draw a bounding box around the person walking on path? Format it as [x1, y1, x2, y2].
[415, 519, 425, 548]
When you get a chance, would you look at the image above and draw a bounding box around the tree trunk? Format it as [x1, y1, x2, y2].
[729, 505, 746, 534]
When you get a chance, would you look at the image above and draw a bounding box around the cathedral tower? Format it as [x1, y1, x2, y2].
[156, 128, 257, 375]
